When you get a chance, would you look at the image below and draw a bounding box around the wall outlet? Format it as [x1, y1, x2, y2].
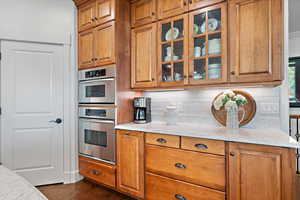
[260, 103, 279, 114]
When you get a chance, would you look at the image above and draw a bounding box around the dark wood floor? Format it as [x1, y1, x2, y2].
[37, 180, 134, 200]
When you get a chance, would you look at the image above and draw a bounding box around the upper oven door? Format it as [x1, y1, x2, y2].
[79, 118, 115, 163]
[79, 79, 115, 104]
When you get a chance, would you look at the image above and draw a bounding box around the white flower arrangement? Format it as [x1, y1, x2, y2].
[213, 90, 248, 111]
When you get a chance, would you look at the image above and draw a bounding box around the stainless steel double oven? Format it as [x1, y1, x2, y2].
[78, 66, 116, 164]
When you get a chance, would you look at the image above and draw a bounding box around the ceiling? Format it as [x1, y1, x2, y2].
[289, 0, 300, 33]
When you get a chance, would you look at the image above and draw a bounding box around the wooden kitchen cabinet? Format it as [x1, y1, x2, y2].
[78, 0, 96, 32]
[78, 29, 95, 70]
[94, 0, 115, 26]
[157, 0, 188, 20]
[94, 21, 116, 66]
[188, 3, 227, 85]
[228, 142, 296, 200]
[78, 0, 115, 32]
[131, 23, 157, 88]
[78, 21, 115, 69]
[228, 0, 283, 83]
[158, 14, 189, 87]
[131, 0, 157, 28]
[117, 130, 145, 199]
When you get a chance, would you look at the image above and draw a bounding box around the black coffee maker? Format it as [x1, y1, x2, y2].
[133, 97, 151, 124]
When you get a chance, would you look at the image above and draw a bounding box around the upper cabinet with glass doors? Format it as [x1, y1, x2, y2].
[188, 3, 227, 85]
[158, 14, 189, 87]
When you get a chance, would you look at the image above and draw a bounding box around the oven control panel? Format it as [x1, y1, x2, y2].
[79, 66, 116, 81]
[85, 69, 106, 79]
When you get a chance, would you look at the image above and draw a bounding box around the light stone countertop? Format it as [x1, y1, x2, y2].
[115, 122, 300, 149]
[0, 166, 48, 200]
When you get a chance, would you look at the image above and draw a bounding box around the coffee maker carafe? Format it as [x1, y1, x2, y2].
[133, 97, 151, 124]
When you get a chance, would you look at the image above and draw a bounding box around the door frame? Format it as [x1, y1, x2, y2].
[0, 38, 79, 184]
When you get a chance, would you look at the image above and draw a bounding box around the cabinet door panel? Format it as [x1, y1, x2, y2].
[131, 23, 157, 88]
[78, 29, 94, 70]
[229, 0, 283, 83]
[78, 1, 96, 32]
[189, 0, 225, 11]
[157, 0, 188, 19]
[131, 0, 156, 27]
[117, 130, 144, 199]
[94, 21, 115, 66]
[158, 14, 189, 87]
[228, 143, 296, 200]
[95, 0, 115, 25]
[188, 3, 227, 85]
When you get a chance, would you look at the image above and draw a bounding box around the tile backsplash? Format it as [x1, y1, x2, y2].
[145, 87, 281, 129]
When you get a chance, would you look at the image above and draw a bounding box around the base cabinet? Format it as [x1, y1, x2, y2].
[228, 142, 296, 200]
[117, 130, 145, 199]
[146, 172, 225, 200]
[79, 155, 116, 188]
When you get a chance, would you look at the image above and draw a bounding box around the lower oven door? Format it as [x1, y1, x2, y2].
[79, 118, 115, 163]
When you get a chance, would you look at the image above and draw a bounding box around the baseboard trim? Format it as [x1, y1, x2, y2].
[64, 170, 83, 184]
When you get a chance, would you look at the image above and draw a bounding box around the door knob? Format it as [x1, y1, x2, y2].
[49, 118, 63, 124]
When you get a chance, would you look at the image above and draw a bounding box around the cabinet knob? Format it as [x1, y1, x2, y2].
[189, 0, 192, 4]
[152, 78, 155, 81]
[151, 12, 155, 16]
[175, 194, 186, 200]
[91, 170, 101, 176]
[94, 17, 98, 21]
[188, 75, 193, 78]
[183, 0, 187, 6]
[183, 75, 187, 79]
[94, 58, 98, 61]
[195, 143, 208, 149]
[230, 152, 236, 156]
[175, 163, 186, 169]
[156, 138, 167, 144]
[230, 71, 235, 75]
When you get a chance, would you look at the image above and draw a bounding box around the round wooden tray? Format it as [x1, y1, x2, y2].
[211, 90, 257, 127]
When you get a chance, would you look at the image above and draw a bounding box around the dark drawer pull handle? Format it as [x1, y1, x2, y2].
[175, 163, 186, 169]
[195, 143, 208, 149]
[175, 194, 187, 200]
[156, 138, 167, 144]
[91, 170, 101, 176]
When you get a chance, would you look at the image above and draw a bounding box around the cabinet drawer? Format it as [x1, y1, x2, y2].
[181, 137, 225, 155]
[146, 172, 225, 200]
[146, 133, 180, 148]
[146, 145, 225, 191]
[79, 156, 116, 188]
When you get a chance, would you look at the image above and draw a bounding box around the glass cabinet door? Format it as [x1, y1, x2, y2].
[189, 3, 227, 84]
[158, 14, 188, 86]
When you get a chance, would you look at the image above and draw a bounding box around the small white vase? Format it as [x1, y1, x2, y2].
[226, 106, 244, 129]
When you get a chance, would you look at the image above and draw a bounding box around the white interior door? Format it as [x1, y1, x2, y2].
[1, 40, 64, 186]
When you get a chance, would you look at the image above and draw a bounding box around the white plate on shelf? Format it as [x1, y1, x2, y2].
[208, 18, 219, 32]
[165, 28, 180, 41]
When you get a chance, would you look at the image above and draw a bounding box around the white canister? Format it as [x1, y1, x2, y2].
[165, 104, 178, 125]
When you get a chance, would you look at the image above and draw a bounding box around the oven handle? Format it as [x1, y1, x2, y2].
[79, 78, 115, 84]
[80, 118, 115, 124]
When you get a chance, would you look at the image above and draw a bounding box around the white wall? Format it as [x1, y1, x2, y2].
[0, 0, 79, 183]
[0, 0, 75, 44]
[289, 32, 300, 58]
